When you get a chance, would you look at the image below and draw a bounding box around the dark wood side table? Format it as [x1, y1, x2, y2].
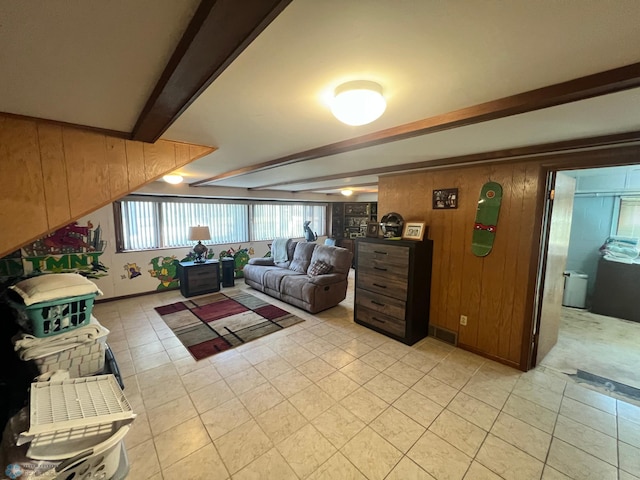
[178, 260, 220, 297]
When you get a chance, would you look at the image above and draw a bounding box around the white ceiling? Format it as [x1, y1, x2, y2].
[2, 0, 640, 199]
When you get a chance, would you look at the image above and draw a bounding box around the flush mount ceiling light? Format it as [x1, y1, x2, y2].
[163, 174, 183, 184]
[341, 189, 353, 196]
[331, 80, 386, 126]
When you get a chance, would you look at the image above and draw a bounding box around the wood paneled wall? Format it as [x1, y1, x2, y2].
[0, 114, 215, 258]
[379, 161, 544, 368]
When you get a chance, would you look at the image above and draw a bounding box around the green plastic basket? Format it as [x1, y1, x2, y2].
[10, 293, 96, 337]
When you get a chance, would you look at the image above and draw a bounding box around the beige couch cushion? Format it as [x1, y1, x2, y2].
[263, 268, 303, 291]
[308, 245, 351, 275]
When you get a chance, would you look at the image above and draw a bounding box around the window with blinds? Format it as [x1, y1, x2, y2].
[616, 197, 640, 237]
[115, 197, 327, 252]
[251, 204, 326, 241]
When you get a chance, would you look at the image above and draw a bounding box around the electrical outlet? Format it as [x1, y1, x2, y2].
[460, 315, 468, 326]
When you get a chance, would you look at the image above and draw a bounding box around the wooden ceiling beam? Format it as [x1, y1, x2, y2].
[131, 0, 292, 143]
[191, 62, 640, 186]
[248, 130, 640, 190]
[289, 181, 379, 194]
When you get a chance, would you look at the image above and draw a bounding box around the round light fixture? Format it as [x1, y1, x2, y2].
[163, 174, 183, 184]
[341, 189, 353, 196]
[331, 80, 386, 126]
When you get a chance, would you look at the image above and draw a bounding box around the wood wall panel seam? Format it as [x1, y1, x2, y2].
[0, 113, 217, 258]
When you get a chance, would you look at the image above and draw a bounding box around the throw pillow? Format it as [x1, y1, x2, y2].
[308, 260, 333, 276]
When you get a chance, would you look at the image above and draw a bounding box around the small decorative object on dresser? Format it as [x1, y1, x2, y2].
[354, 237, 433, 345]
[402, 222, 426, 241]
[366, 221, 380, 238]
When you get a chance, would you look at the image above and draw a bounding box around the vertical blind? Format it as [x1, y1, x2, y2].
[117, 198, 326, 251]
[251, 204, 326, 241]
[121, 200, 159, 250]
[163, 202, 249, 247]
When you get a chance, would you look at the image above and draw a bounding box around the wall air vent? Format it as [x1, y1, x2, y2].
[428, 325, 458, 346]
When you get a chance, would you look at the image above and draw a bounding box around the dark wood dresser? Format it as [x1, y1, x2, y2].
[178, 260, 220, 297]
[354, 237, 433, 345]
[591, 257, 640, 322]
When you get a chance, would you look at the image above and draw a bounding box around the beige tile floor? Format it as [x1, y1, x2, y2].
[93, 273, 640, 480]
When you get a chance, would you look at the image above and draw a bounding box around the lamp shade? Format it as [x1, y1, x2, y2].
[188, 226, 211, 241]
[341, 189, 353, 196]
[331, 80, 386, 126]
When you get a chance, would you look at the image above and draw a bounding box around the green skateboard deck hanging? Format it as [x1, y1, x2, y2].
[472, 181, 502, 257]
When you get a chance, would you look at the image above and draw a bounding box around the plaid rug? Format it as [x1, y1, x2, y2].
[154, 291, 304, 360]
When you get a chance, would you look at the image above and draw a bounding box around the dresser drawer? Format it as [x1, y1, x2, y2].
[356, 288, 406, 319]
[356, 306, 405, 337]
[357, 272, 408, 301]
[188, 267, 217, 280]
[358, 242, 410, 266]
[358, 262, 408, 281]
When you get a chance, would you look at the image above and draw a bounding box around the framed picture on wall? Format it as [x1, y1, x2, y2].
[402, 222, 426, 241]
[433, 188, 458, 209]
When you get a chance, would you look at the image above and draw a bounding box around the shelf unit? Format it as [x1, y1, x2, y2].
[330, 202, 377, 240]
[331, 202, 377, 268]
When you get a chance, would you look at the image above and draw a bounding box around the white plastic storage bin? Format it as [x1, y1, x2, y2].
[562, 270, 588, 308]
[13, 317, 109, 378]
[2, 375, 134, 480]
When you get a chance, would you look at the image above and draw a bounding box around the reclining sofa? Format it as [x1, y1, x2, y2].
[243, 240, 353, 313]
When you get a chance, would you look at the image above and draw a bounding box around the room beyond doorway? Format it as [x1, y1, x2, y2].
[538, 165, 640, 402]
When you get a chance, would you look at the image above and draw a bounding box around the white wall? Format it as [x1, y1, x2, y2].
[10, 202, 325, 300]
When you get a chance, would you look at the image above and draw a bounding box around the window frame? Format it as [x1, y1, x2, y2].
[114, 195, 328, 253]
[613, 195, 640, 238]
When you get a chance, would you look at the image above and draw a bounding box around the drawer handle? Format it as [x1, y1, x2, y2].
[372, 283, 387, 289]
[373, 250, 388, 255]
[373, 266, 387, 271]
[371, 316, 386, 324]
[371, 300, 385, 307]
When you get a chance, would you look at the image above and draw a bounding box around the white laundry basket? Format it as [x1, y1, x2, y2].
[14, 317, 109, 378]
[19, 375, 135, 479]
[50, 423, 130, 480]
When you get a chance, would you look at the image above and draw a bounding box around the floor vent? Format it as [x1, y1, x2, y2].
[428, 325, 457, 346]
[573, 369, 640, 400]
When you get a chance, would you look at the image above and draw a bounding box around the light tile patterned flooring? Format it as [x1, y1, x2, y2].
[93, 274, 640, 480]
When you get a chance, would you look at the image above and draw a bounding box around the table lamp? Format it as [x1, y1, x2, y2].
[188, 226, 211, 263]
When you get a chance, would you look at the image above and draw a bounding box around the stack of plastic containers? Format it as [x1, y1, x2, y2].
[7, 273, 107, 378]
[1, 273, 134, 479]
[2, 375, 135, 479]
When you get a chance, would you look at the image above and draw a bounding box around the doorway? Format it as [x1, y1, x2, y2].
[535, 165, 640, 398]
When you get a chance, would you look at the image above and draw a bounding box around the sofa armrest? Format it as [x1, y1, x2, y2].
[248, 257, 275, 266]
[308, 273, 346, 286]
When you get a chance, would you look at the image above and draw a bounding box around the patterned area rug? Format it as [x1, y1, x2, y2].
[155, 291, 304, 360]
